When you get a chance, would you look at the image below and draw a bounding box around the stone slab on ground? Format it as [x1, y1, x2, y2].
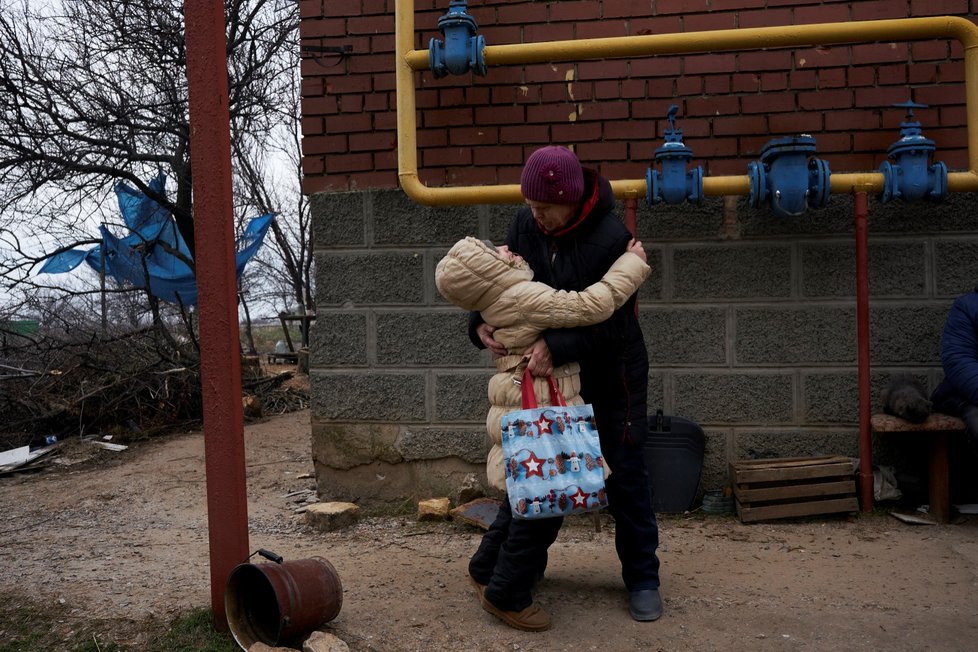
[305, 502, 360, 532]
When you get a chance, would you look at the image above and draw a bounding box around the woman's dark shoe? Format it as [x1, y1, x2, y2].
[628, 589, 663, 621]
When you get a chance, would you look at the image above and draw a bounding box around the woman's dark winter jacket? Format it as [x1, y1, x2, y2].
[470, 168, 649, 447]
[932, 289, 978, 414]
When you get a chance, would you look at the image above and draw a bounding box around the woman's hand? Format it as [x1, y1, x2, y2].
[627, 238, 647, 263]
[523, 339, 553, 377]
[477, 322, 508, 357]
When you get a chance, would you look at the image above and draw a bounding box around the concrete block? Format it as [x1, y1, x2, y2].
[734, 429, 860, 460]
[699, 429, 730, 493]
[310, 372, 426, 421]
[432, 248, 451, 305]
[371, 189, 479, 245]
[736, 306, 855, 364]
[395, 427, 489, 464]
[672, 244, 791, 299]
[309, 313, 367, 367]
[486, 204, 522, 241]
[803, 372, 858, 424]
[801, 241, 925, 298]
[639, 307, 727, 365]
[869, 192, 978, 235]
[376, 312, 482, 365]
[804, 371, 934, 425]
[311, 457, 487, 506]
[435, 373, 493, 422]
[636, 247, 663, 302]
[869, 305, 947, 363]
[935, 239, 978, 296]
[310, 191, 365, 247]
[738, 195, 853, 238]
[647, 372, 665, 414]
[310, 422, 404, 469]
[305, 502, 361, 532]
[673, 373, 793, 424]
[636, 198, 726, 241]
[315, 251, 424, 306]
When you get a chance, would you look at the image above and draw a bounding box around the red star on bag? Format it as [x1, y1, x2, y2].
[570, 487, 590, 509]
[535, 413, 552, 435]
[521, 452, 545, 478]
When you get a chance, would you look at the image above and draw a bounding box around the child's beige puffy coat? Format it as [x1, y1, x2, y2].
[435, 236, 650, 491]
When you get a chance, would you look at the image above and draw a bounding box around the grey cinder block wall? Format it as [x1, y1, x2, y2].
[309, 189, 978, 505]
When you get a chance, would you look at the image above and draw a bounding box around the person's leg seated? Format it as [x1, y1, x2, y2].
[938, 398, 978, 456]
[961, 403, 978, 449]
[957, 403, 978, 463]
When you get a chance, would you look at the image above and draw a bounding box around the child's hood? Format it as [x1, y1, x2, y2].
[435, 236, 534, 311]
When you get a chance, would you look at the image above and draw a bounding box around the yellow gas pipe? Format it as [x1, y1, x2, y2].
[395, 5, 978, 205]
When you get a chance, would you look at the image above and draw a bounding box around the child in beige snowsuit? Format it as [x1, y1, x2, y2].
[435, 235, 650, 492]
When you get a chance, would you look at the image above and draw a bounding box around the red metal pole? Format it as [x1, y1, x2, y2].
[854, 192, 874, 512]
[184, 0, 249, 627]
[624, 197, 637, 236]
[624, 198, 639, 315]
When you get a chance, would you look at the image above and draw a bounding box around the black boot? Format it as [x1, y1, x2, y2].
[628, 589, 662, 622]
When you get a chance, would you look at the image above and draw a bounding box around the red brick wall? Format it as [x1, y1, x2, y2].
[299, 1, 976, 195]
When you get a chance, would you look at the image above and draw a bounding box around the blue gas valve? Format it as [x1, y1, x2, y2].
[748, 136, 831, 218]
[879, 101, 947, 203]
[646, 105, 703, 206]
[428, 1, 487, 79]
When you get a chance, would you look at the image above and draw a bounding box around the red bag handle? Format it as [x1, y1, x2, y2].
[520, 367, 567, 409]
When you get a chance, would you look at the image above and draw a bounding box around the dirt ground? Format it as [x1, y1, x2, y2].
[1, 407, 977, 651]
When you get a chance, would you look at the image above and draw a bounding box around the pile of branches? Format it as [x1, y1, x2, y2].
[0, 324, 203, 450]
[0, 321, 310, 451]
[243, 371, 309, 417]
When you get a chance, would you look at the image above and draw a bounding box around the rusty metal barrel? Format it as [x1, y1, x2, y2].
[224, 551, 343, 650]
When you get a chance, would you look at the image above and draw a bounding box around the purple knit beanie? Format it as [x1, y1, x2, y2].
[520, 146, 584, 205]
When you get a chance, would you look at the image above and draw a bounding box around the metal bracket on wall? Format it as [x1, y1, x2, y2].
[301, 44, 353, 68]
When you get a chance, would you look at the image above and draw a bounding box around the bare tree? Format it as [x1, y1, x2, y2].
[0, 0, 309, 321]
[0, 0, 312, 442]
[232, 53, 315, 318]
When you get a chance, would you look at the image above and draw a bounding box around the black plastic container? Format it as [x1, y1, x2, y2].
[643, 410, 705, 513]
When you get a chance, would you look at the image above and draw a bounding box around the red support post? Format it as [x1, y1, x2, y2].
[624, 198, 639, 315]
[854, 192, 874, 512]
[183, 0, 249, 627]
[624, 197, 637, 237]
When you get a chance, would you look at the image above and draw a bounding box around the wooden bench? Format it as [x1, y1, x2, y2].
[871, 412, 965, 523]
[267, 351, 299, 364]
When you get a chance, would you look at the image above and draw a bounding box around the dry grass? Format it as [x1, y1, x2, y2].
[0, 592, 237, 652]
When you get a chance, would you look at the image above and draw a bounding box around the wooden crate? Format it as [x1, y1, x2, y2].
[729, 455, 858, 523]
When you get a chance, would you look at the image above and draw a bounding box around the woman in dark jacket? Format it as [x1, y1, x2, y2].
[467, 146, 662, 632]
